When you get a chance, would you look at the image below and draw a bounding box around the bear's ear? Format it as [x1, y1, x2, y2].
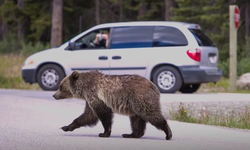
[70, 70, 79, 81]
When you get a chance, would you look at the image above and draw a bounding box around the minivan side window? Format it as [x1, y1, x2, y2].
[153, 26, 188, 47]
[110, 26, 154, 49]
[70, 28, 110, 50]
[74, 31, 97, 50]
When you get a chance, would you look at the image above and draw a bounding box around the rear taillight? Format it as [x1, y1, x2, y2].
[187, 49, 201, 61]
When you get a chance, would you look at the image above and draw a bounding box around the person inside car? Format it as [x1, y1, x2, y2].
[92, 30, 109, 48]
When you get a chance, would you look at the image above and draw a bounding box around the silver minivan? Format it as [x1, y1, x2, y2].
[22, 21, 222, 93]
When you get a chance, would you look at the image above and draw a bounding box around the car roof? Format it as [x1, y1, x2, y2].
[93, 21, 201, 30]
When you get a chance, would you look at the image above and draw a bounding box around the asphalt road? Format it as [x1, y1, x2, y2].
[0, 89, 250, 150]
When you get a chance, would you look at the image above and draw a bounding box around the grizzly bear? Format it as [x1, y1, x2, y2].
[53, 70, 172, 140]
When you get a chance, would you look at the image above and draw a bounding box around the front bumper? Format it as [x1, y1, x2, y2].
[22, 69, 37, 84]
[178, 66, 222, 84]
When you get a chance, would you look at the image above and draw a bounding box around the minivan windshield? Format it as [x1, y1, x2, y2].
[189, 29, 215, 47]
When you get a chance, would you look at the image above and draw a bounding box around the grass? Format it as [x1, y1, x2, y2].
[169, 104, 250, 130]
[0, 54, 40, 90]
[198, 77, 250, 93]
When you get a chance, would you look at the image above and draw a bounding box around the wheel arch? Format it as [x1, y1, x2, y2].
[150, 63, 184, 83]
[35, 62, 66, 82]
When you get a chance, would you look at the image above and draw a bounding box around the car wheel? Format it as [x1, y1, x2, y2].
[153, 66, 182, 93]
[179, 84, 201, 93]
[37, 64, 65, 91]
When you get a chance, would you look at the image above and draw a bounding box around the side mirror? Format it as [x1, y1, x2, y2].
[65, 41, 75, 50]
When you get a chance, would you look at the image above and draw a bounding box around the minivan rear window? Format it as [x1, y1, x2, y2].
[189, 29, 215, 47]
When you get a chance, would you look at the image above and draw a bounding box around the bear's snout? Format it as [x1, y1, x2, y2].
[52, 94, 57, 99]
[53, 93, 60, 100]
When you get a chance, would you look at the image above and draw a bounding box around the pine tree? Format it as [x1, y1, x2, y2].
[171, 0, 206, 23]
[22, 0, 51, 42]
[201, 0, 230, 61]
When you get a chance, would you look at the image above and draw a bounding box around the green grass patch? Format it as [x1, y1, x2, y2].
[0, 54, 40, 90]
[198, 78, 250, 93]
[169, 104, 250, 130]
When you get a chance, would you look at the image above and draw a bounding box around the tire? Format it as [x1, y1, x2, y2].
[179, 84, 201, 93]
[153, 66, 182, 93]
[37, 64, 65, 91]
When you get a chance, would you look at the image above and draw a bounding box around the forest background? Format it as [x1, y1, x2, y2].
[0, 0, 249, 78]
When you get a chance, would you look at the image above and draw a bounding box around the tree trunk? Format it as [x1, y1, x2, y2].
[165, 0, 176, 21]
[138, 1, 147, 20]
[95, 0, 100, 24]
[119, 0, 123, 22]
[245, 0, 250, 56]
[18, 0, 25, 41]
[50, 0, 63, 48]
[0, 17, 3, 41]
[0, 0, 2, 40]
[0, 0, 7, 40]
[229, 0, 237, 4]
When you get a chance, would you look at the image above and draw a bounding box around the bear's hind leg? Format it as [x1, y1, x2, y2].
[122, 115, 146, 138]
[91, 101, 114, 138]
[147, 115, 172, 140]
[61, 102, 99, 132]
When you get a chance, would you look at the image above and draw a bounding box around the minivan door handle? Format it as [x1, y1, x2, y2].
[98, 56, 108, 60]
[112, 56, 122, 60]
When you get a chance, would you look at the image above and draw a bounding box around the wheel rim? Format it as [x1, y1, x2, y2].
[157, 71, 176, 90]
[41, 69, 59, 88]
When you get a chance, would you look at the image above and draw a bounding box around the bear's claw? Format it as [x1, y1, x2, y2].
[166, 133, 172, 140]
[166, 136, 172, 140]
[61, 126, 70, 132]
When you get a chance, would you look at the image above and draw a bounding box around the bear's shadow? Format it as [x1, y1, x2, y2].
[61, 133, 166, 141]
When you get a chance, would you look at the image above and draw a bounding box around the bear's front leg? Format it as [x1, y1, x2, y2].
[61, 102, 99, 132]
[90, 101, 114, 138]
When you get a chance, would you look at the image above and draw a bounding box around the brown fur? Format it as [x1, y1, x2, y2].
[53, 70, 172, 140]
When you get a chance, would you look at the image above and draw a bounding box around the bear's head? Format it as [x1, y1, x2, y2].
[53, 70, 80, 100]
